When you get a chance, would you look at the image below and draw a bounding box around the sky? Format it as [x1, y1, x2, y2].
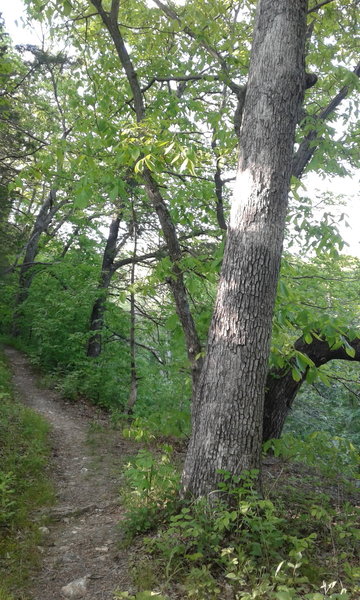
[2, 0, 359, 257]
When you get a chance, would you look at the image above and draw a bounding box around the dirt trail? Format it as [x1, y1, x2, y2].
[5, 347, 134, 600]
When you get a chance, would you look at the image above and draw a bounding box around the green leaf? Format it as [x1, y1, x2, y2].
[344, 344, 355, 358]
[318, 371, 330, 386]
[306, 368, 317, 384]
[63, 1, 72, 17]
[291, 368, 302, 382]
[74, 188, 90, 209]
[279, 280, 290, 298]
[225, 572, 238, 580]
[179, 158, 189, 173]
[186, 552, 203, 561]
[304, 332, 312, 344]
[295, 351, 315, 370]
[130, 147, 141, 162]
[275, 592, 294, 600]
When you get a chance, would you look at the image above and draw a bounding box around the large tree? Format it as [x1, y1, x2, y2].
[181, 0, 309, 498]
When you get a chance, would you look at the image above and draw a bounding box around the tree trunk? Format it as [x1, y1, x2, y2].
[142, 169, 204, 390]
[90, 0, 203, 392]
[181, 0, 308, 499]
[126, 218, 138, 414]
[262, 335, 360, 441]
[87, 215, 121, 358]
[211, 137, 227, 232]
[263, 369, 304, 441]
[12, 190, 64, 336]
[0, 180, 12, 274]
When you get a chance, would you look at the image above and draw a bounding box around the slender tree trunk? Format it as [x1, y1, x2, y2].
[141, 170, 203, 389]
[90, 0, 203, 391]
[12, 190, 64, 336]
[87, 215, 121, 358]
[60, 225, 81, 258]
[181, 0, 308, 499]
[127, 215, 138, 414]
[0, 180, 12, 274]
[211, 137, 227, 232]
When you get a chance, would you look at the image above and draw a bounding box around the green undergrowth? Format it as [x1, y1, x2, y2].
[119, 410, 190, 442]
[263, 432, 360, 482]
[0, 333, 188, 421]
[0, 348, 54, 599]
[116, 439, 360, 600]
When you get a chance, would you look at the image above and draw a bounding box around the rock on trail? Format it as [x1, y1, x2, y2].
[4, 347, 133, 600]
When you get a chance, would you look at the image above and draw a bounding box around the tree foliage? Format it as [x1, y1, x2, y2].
[0, 0, 359, 491]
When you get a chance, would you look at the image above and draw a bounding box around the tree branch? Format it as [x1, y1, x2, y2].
[106, 327, 165, 365]
[152, 0, 242, 95]
[263, 334, 360, 441]
[308, 0, 336, 14]
[294, 335, 360, 365]
[292, 60, 360, 178]
[112, 230, 207, 272]
[92, 0, 206, 386]
[0, 117, 48, 146]
[91, 0, 145, 121]
[0, 65, 37, 98]
[141, 74, 218, 94]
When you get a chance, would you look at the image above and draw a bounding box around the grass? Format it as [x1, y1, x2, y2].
[0, 347, 54, 599]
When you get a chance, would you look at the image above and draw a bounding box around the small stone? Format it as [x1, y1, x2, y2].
[39, 526, 50, 535]
[61, 576, 89, 598]
[95, 546, 109, 552]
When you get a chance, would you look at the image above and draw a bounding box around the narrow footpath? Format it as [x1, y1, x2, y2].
[5, 347, 133, 600]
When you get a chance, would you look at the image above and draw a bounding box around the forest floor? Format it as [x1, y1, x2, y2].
[4, 347, 136, 600]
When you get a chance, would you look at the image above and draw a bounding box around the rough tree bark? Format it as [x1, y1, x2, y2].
[181, 0, 308, 498]
[263, 335, 360, 441]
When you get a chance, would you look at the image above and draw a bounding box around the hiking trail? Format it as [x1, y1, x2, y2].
[5, 347, 135, 600]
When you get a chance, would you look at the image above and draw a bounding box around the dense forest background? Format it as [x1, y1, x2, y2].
[0, 0, 359, 598]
